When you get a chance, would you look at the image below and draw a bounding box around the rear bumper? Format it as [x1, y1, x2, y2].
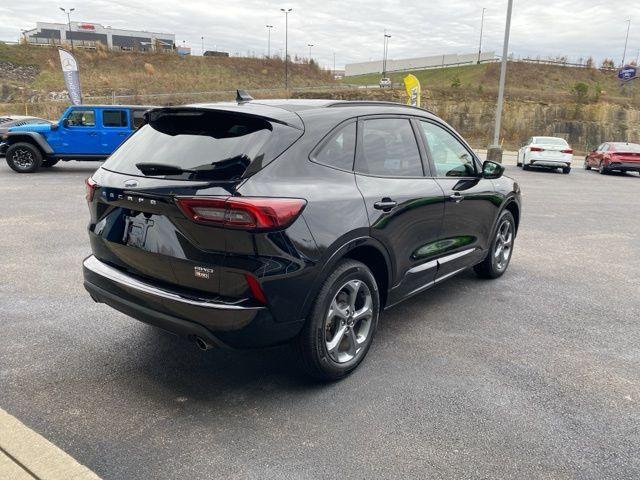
[608, 162, 640, 171]
[529, 159, 571, 168]
[82, 255, 303, 348]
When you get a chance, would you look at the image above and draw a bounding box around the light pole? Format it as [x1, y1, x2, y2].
[201, 36, 204, 54]
[266, 25, 273, 57]
[280, 8, 292, 93]
[333, 52, 336, 75]
[307, 43, 314, 61]
[382, 31, 391, 76]
[622, 18, 631, 66]
[59, 7, 75, 52]
[477, 7, 486, 64]
[488, 0, 513, 163]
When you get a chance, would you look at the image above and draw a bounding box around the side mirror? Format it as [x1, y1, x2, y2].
[61, 118, 69, 128]
[482, 160, 504, 179]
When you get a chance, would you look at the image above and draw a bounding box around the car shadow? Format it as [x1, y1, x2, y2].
[99, 270, 480, 400]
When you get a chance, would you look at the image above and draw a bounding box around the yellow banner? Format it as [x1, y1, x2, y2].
[404, 74, 421, 107]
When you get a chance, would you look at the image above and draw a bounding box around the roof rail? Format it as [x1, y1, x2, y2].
[326, 100, 434, 114]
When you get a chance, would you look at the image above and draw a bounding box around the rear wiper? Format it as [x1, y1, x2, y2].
[135, 162, 204, 175]
[136, 163, 184, 175]
[135, 155, 251, 179]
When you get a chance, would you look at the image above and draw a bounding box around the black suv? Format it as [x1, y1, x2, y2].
[83, 98, 521, 380]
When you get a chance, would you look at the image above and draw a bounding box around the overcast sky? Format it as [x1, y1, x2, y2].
[0, 0, 638, 69]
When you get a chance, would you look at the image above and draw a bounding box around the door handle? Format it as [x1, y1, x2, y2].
[118, 132, 128, 137]
[373, 198, 397, 211]
[449, 192, 465, 203]
[89, 132, 98, 136]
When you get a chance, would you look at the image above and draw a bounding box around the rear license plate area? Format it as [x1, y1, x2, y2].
[123, 214, 154, 248]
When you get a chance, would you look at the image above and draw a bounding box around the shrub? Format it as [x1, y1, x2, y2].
[571, 82, 589, 103]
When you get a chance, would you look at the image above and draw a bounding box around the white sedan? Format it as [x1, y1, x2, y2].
[517, 136, 573, 174]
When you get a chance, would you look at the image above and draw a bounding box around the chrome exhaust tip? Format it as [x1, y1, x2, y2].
[194, 336, 214, 351]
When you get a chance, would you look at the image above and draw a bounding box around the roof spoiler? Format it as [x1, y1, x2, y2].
[236, 89, 254, 103]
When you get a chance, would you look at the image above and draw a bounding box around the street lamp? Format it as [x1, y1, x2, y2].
[307, 43, 314, 61]
[201, 36, 204, 55]
[382, 31, 391, 76]
[266, 25, 273, 57]
[280, 8, 292, 93]
[622, 19, 631, 66]
[488, 0, 514, 163]
[477, 7, 486, 64]
[59, 7, 75, 52]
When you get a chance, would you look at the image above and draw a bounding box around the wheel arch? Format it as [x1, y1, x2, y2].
[5, 132, 53, 156]
[503, 198, 520, 234]
[300, 236, 393, 320]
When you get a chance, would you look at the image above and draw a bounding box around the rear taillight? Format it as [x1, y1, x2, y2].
[530, 147, 544, 152]
[176, 196, 307, 231]
[85, 177, 97, 202]
[561, 149, 573, 154]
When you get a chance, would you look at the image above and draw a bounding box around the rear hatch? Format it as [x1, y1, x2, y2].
[87, 105, 303, 299]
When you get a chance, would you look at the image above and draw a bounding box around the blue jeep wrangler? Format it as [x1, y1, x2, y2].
[1, 105, 154, 173]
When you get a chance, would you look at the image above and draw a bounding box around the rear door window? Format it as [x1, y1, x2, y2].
[311, 122, 356, 171]
[355, 118, 423, 177]
[103, 109, 128, 127]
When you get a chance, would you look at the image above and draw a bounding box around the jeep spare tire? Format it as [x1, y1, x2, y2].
[6, 142, 43, 173]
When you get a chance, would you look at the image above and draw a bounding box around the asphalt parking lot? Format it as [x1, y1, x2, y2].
[1, 159, 639, 479]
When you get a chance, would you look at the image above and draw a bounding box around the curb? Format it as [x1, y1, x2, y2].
[0, 408, 101, 480]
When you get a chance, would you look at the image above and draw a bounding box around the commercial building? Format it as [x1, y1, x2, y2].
[345, 51, 496, 77]
[22, 21, 175, 52]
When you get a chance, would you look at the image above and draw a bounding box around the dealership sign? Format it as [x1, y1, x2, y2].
[58, 48, 82, 105]
[618, 65, 638, 81]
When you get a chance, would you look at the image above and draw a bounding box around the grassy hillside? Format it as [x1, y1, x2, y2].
[343, 62, 637, 106]
[0, 43, 334, 99]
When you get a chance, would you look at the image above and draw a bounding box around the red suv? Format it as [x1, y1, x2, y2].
[584, 142, 640, 174]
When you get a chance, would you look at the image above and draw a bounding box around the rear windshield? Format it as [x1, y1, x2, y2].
[610, 142, 640, 152]
[102, 109, 301, 180]
[534, 137, 568, 146]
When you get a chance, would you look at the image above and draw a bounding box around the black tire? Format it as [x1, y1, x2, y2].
[296, 259, 380, 381]
[562, 167, 571, 174]
[41, 159, 60, 168]
[6, 142, 43, 173]
[522, 163, 530, 171]
[599, 162, 608, 175]
[583, 158, 591, 170]
[474, 210, 515, 279]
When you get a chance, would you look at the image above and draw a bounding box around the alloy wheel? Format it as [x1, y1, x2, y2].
[324, 279, 373, 364]
[13, 148, 35, 170]
[493, 219, 513, 271]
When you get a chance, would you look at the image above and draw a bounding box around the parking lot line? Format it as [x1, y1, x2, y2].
[0, 407, 101, 480]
